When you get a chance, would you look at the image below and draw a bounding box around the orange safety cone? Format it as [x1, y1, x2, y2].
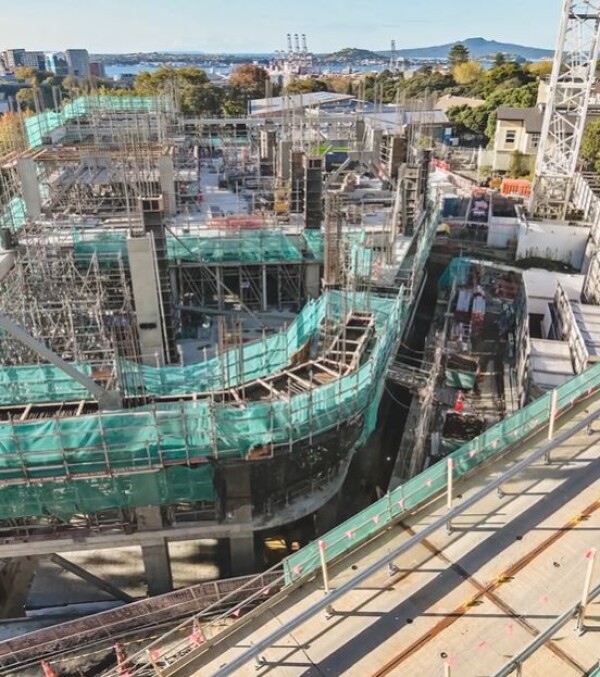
[41, 661, 59, 677]
[114, 643, 132, 677]
[455, 390, 464, 413]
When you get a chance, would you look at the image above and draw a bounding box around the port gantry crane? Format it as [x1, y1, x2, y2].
[530, 0, 600, 220]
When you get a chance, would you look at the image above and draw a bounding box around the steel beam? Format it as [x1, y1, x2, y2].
[50, 554, 134, 604]
[0, 311, 121, 410]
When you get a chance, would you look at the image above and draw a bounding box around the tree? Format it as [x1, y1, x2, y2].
[528, 60, 553, 79]
[484, 61, 533, 97]
[494, 53, 506, 67]
[449, 44, 470, 68]
[229, 65, 268, 93]
[285, 78, 329, 94]
[581, 119, 600, 173]
[135, 66, 209, 96]
[0, 112, 26, 157]
[508, 150, 531, 178]
[453, 61, 484, 85]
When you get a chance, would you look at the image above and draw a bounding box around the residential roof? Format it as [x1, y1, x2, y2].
[496, 106, 544, 134]
[250, 92, 354, 116]
[435, 94, 485, 112]
[362, 109, 449, 133]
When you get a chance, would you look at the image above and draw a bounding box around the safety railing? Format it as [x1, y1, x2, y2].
[282, 360, 600, 583]
[102, 351, 600, 677]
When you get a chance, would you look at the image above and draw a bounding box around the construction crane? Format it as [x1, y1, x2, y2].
[530, 0, 600, 220]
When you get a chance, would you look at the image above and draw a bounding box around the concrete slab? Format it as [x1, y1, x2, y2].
[183, 397, 600, 677]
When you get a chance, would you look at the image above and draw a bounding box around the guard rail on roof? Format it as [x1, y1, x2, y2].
[104, 358, 600, 677]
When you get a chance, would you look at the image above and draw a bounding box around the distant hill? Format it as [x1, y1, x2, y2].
[321, 48, 385, 62]
[380, 37, 553, 61]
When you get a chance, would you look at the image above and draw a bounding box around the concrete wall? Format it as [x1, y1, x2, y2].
[517, 222, 589, 271]
[487, 217, 520, 248]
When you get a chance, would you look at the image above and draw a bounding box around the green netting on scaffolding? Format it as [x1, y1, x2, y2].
[123, 290, 400, 398]
[120, 295, 324, 396]
[73, 230, 304, 266]
[0, 290, 407, 521]
[0, 364, 95, 405]
[0, 464, 214, 521]
[303, 231, 324, 261]
[0, 196, 26, 233]
[73, 230, 129, 265]
[351, 240, 374, 278]
[282, 361, 600, 584]
[413, 211, 440, 274]
[438, 256, 471, 290]
[25, 95, 174, 149]
[167, 231, 303, 263]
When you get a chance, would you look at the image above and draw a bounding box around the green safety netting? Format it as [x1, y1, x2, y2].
[73, 230, 309, 266]
[413, 211, 440, 274]
[0, 290, 407, 521]
[0, 465, 214, 522]
[120, 294, 323, 396]
[445, 369, 477, 389]
[0, 196, 26, 233]
[168, 231, 303, 263]
[283, 360, 600, 584]
[439, 256, 471, 290]
[303, 231, 324, 260]
[0, 364, 95, 406]
[25, 95, 173, 149]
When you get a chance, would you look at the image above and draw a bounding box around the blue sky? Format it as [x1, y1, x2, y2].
[1, 0, 558, 54]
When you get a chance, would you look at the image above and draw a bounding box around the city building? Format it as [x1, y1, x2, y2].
[45, 52, 69, 76]
[21, 51, 45, 70]
[89, 61, 106, 78]
[65, 48, 90, 77]
[2, 49, 25, 70]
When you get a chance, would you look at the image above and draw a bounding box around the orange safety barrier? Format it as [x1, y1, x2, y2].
[210, 216, 266, 229]
[501, 178, 532, 198]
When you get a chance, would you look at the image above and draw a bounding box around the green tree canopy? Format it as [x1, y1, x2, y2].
[581, 119, 600, 173]
[449, 44, 470, 68]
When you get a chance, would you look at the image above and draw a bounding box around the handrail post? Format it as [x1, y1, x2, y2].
[446, 457, 453, 534]
[576, 548, 597, 635]
[319, 540, 335, 618]
[546, 389, 558, 464]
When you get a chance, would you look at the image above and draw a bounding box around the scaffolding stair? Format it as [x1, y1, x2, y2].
[0, 571, 282, 671]
[387, 363, 430, 391]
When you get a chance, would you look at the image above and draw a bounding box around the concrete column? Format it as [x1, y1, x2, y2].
[127, 235, 166, 365]
[137, 506, 173, 596]
[305, 263, 321, 300]
[229, 536, 256, 576]
[159, 156, 177, 216]
[141, 542, 173, 596]
[224, 464, 256, 576]
[261, 265, 268, 311]
[17, 158, 42, 219]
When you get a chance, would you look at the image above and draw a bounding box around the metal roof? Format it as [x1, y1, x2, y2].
[250, 92, 354, 116]
[496, 106, 544, 134]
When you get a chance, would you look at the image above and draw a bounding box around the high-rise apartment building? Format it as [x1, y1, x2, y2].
[2, 49, 25, 70]
[45, 53, 69, 76]
[22, 51, 46, 70]
[65, 49, 90, 77]
[89, 61, 106, 78]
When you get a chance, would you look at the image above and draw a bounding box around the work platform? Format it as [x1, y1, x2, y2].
[168, 393, 600, 677]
